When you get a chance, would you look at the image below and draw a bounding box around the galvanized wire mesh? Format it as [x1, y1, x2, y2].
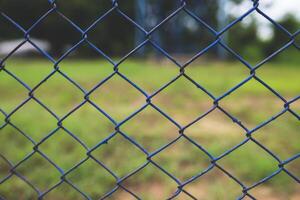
[0, 0, 299, 199]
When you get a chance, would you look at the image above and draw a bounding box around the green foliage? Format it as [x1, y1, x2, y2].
[262, 14, 300, 62]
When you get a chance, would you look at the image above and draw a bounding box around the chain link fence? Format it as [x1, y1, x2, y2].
[0, 0, 299, 199]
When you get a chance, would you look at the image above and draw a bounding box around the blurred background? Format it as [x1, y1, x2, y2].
[0, 0, 299, 62]
[0, 0, 299, 199]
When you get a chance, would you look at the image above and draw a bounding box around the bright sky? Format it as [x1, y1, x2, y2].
[230, 0, 300, 20]
[260, 0, 300, 20]
[229, 0, 300, 39]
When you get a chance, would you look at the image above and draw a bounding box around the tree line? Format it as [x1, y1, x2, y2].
[1, 0, 299, 61]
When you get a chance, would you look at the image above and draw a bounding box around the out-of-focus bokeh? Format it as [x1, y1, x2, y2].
[0, 0, 299, 199]
[1, 0, 299, 61]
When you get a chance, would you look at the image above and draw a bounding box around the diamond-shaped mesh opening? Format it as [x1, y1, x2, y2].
[0, 70, 28, 112]
[152, 76, 212, 126]
[38, 129, 87, 171]
[66, 158, 116, 199]
[248, 171, 299, 200]
[152, 138, 211, 181]
[29, 11, 82, 59]
[185, 109, 246, 156]
[4, 54, 54, 87]
[152, 10, 216, 63]
[121, 106, 179, 152]
[15, 153, 61, 191]
[0, 175, 38, 199]
[34, 72, 83, 116]
[121, 164, 178, 199]
[185, 46, 250, 96]
[183, 167, 242, 199]
[43, 182, 85, 200]
[58, 44, 114, 90]
[9, 100, 57, 141]
[1, 0, 52, 29]
[118, 44, 179, 94]
[90, 74, 145, 121]
[256, 55, 300, 98]
[62, 103, 114, 147]
[88, 9, 142, 58]
[0, 126, 32, 164]
[220, 78, 283, 129]
[218, 141, 278, 185]
[91, 134, 146, 177]
[226, 11, 292, 66]
[253, 113, 300, 160]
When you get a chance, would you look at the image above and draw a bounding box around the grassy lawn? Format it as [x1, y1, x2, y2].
[0, 58, 299, 199]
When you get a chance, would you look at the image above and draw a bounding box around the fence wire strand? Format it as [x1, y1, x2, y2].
[0, 0, 299, 199]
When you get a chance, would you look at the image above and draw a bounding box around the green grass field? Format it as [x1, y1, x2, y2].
[0, 59, 299, 200]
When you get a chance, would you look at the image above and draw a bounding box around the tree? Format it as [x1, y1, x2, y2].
[263, 14, 299, 57]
